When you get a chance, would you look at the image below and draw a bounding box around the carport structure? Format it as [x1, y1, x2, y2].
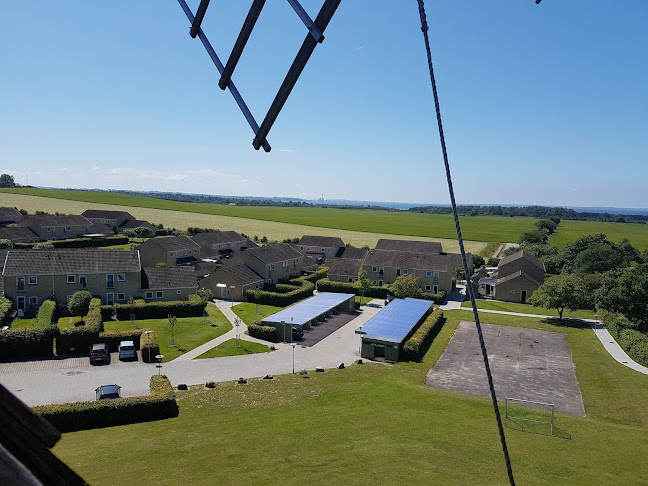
[261, 292, 355, 342]
[356, 298, 433, 362]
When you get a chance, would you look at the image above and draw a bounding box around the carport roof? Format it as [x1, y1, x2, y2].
[357, 298, 433, 344]
[261, 292, 355, 326]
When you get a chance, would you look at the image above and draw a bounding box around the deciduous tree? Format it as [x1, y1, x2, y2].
[390, 275, 422, 299]
[527, 274, 587, 319]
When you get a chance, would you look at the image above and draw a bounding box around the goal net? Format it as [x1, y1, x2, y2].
[505, 397, 555, 436]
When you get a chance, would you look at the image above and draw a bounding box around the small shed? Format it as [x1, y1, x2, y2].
[356, 298, 433, 362]
[261, 292, 355, 341]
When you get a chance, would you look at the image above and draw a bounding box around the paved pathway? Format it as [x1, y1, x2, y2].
[0, 300, 384, 406]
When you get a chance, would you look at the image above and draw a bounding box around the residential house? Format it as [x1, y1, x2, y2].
[335, 246, 368, 261]
[138, 236, 201, 267]
[0, 226, 40, 245]
[191, 231, 252, 259]
[327, 259, 363, 283]
[117, 219, 157, 233]
[297, 235, 345, 261]
[491, 251, 545, 303]
[200, 264, 264, 301]
[226, 243, 303, 284]
[374, 239, 442, 254]
[362, 250, 457, 293]
[2, 249, 142, 313]
[140, 266, 198, 302]
[17, 215, 94, 241]
[0, 207, 24, 226]
[81, 210, 135, 228]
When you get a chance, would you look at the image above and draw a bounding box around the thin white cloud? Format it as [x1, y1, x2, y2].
[279, 149, 296, 153]
[351, 45, 365, 52]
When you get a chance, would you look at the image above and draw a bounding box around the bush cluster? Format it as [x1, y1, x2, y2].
[421, 290, 447, 305]
[32, 375, 178, 432]
[100, 330, 145, 350]
[0, 296, 13, 326]
[140, 330, 160, 363]
[247, 324, 278, 342]
[600, 310, 648, 367]
[300, 266, 329, 283]
[403, 309, 444, 361]
[37, 300, 57, 327]
[14, 235, 128, 249]
[246, 279, 314, 306]
[315, 279, 390, 298]
[56, 298, 104, 354]
[112, 297, 206, 320]
[0, 327, 57, 358]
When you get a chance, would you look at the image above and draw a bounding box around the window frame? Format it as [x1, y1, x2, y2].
[117, 273, 126, 282]
[28, 276, 38, 285]
[67, 275, 76, 284]
[156, 291, 164, 299]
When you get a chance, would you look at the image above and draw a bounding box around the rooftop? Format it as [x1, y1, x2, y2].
[375, 239, 442, 254]
[192, 231, 245, 245]
[298, 235, 345, 248]
[357, 297, 433, 344]
[141, 266, 197, 289]
[262, 292, 355, 326]
[143, 235, 200, 251]
[3, 249, 141, 275]
[218, 264, 264, 285]
[246, 243, 302, 265]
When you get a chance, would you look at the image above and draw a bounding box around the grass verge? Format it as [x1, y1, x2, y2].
[460, 299, 596, 319]
[232, 303, 282, 325]
[196, 339, 272, 359]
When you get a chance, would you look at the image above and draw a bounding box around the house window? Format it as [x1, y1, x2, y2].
[372, 267, 377, 272]
[271, 264, 275, 270]
[433, 285, 438, 294]
[28, 276, 38, 285]
[372, 281, 377, 285]
[300, 246, 304, 250]
[170, 252, 174, 257]
[117, 273, 126, 282]
[145, 291, 153, 299]
[29, 296, 38, 305]
[327, 248, 331, 253]
[67, 275, 76, 284]
[433, 272, 439, 283]
[403, 269, 408, 275]
[425, 285, 431, 291]
[194, 249, 197, 254]
[378, 280, 383, 286]
[321, 248, 325, 252]
[66, 226, 71, 231]
[336, 276, 340, 281]
[177, 290, 182, 295]
[117, 293, 126, 301]
[349, 278, 353, 283]
[379, 267, 384, 273]
[106, 274, 114, 288]
[106, 293, 114, 305]
[510, 290, 516, 294]
[47, 227, 50, 232]
[156, 291, 164, 299]
[79, 275, 87, 289]
[426, 271, 432, 277]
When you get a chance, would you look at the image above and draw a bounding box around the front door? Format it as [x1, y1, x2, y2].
[521, 290, 527, 303]
[374, 344, 385, 358]
[17, 296, 26, 311]
[106, 293, 114, 305]
[221, 286, 227, 299]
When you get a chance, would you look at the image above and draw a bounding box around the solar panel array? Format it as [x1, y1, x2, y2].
[357, 298, 433, 344]
[261, 292, 356, 326]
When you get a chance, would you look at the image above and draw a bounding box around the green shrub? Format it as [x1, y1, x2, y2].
[316, 278, 390, 298]
[0, 296, 13, 326]
[67, 290, 92, 316]
[403, 309, 444, 361]
[100, 305, 114, 322]
[140, 330, 160, 363]
[421, 290, 447, 305]
[100, 330, 145, 350]
[32, 375, 178, 432]
[114, 298, 206, 321]
[247, 324, 278, 342]
[0, 327, 57, 358]
[36, 300, 57, 327]
[55, 298, 103, 354]
[246, 279, 314, 306]
[300, 266, 329, 283]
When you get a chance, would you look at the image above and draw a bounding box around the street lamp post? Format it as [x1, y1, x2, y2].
[145, 330, 153, 363]
[230, 285, 235, 308]
[156, 354, 164, 375]
[235, 317, 240, 348]
[292, 343, 296, 374]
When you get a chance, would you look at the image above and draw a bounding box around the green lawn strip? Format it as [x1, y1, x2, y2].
[2, 188, 535, 242]
[232, 303, 282, 325]
[56, 316, 84, 329]
[460, 300, 596, 319]
[479, 241, 501, 257]
[53, 323, 648, 486]
[355, 295, 374, 306]
[103, 305, 231, 362]
[9, 318, 39, 329]
[195, 338, 271, 359]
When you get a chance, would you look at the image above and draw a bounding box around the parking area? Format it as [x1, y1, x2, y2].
[0, 351, 146, 374]
[296, 312, 359, 347]
[425, 321, 585, 416]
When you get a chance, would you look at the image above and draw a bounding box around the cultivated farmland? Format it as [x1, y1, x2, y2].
[549, 218, 648, 250]
[0, 191, 486, 254]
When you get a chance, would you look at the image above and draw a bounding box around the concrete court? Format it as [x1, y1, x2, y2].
[425, 321, 585, 416]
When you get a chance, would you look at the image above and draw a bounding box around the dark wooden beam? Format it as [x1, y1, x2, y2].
[189, 0, 211, 38]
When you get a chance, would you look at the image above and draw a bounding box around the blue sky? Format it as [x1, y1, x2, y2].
[1, 1, 646, 208]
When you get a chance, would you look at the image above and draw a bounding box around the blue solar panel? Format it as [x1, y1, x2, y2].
[357, 298, 433, 344]
[262, 292, 356, 326]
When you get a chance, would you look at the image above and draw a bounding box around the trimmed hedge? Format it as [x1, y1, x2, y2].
[32, 375, 178, 432]
[315, 278, 390, 298]
[0, 326, 57, 358]
[113, 297, 206, 321]
[247, 324, 278, 342]
[100, 329, 145, 350]
[421, 290, 447, 305]
[403, 309, 444, 361]
[56, 298, 103, 355]
[246, 279, 314, 307]
[0, 296, 13, 326]
[37, 300, 57, 327]
[140, 330, 160, 363]
[15, 235, 128, 249]
[300, 266, 329, 283]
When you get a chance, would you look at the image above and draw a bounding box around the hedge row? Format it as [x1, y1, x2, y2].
[0, 296, 13, 326]
[56, 298, 104, 354]
[403, 309, 444, 361]
[15, 235, 128, 249]
[246, 279, 315, 307]
[140, 330, 160, 363]
[113, 296, 206, 320]
[421, 290, 447, 305]
[37, 300, 57, 327]
[300, 266, 329, 283]
[0, 327, 57, 358]
[315, 279, 390, 298]
[247, 324, 277, 342]
[100, 329, 145, 351]
[33, 375, 178, 432]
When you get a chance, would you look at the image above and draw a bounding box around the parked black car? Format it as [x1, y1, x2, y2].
[292, 326, 304, 340]
[95, 384, 121, 400]
[89, 343, 110, 365]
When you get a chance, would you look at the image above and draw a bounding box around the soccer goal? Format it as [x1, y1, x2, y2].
[505, 397, 555, 436]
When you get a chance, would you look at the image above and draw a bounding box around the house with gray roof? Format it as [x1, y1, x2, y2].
[191, 231, 252, 259]
[0, 226, 40, 245]
[335, 246, 368, 261]
[200, 264, 264, 301]
[138, 236, 201, 267]
[490, 250, 545, 303]
[327, 259, 363, 283]
[363, 249, 457, 294]
[297, 235, 345, 261]
[226, 243, 303, 284]
[140, 266, 198, 301]
[0, 207, 24, 226]
[82, 210, 135, 227]
[375, 239, 443, 254]
[17, 215, 95, 241]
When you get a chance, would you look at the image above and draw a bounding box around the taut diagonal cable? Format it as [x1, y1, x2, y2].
[415, 1, 515, 484]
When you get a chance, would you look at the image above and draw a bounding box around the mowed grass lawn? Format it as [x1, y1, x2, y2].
[461, 299, 596, 319]
[232, 302, 282, 325]
[2, 187, 534, 243]
[550, 218, 648, 250]
[103, 304, 231, 362]
[53, 310, 648, 485]
[196, 338, 271, 359]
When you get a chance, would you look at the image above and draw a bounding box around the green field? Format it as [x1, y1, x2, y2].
[196, 338, 271, 359]
[232, 303, 282, 325]
[0, 191, 486, 254]
[1, 187, 534, 243]
[52, 310, 648, 485]
[103, 305, 231, 362]
[460, 300, 597, 319]
[550, 218, 648, 250]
